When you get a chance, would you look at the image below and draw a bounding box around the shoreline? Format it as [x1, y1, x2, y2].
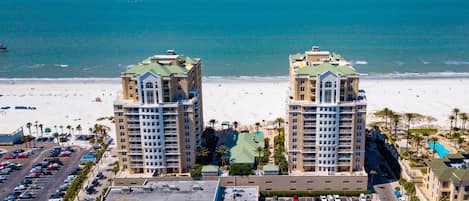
[1, 77, 468, 131]
[3, 72, 469, 83]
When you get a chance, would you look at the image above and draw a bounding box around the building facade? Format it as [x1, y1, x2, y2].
[0, 126, 24, 145]
[114, 50, 204, 175]
[424, 152, 469, 201]
[286, 46, 367, 175]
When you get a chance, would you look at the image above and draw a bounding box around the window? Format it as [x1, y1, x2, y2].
[145, 82, 153, 88]
[325, 81, 332, 88]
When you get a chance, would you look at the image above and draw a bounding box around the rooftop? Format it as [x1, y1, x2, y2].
[124, 51, 199, 76]
[225, 132, 264, 165]
[202, 165, 219, 173]
[106, 180, 218, 201]
[427, 152, 469, 183]
[220, 186, 259, 201]
[295, 63, 357, 76]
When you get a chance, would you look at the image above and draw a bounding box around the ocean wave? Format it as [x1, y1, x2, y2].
[444, 61, 469, 65]
[3, 72, 469, 83]
[349, 60, 368, 65]
[54, 64, 69, 68]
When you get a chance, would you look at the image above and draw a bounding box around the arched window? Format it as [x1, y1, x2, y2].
[145, 82, 153, 88]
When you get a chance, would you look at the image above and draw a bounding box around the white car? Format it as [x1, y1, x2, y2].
[320, 195, 327, 201]
[14, 184, 27, 191]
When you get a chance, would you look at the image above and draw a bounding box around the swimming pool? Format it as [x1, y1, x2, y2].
[427, 141, 450, 158]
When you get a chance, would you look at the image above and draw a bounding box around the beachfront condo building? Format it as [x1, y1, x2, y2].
[113, 50, 203, 175]
[285, 46, 367, 175]
[424, 151, 469, 201]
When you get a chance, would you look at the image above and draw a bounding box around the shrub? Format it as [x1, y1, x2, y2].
[190, 164, 203, 177]
[229, 164, 252, 175]
[420, 168, 427, 174]
[394, 186, 400, 191]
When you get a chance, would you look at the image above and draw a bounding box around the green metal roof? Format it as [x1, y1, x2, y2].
[295, 63, 357, 76]
[290, 53, 305, 61]
[229, 132, 264, 165]
[263, 164, 279, 172]
[427, 153, 469, 183]
[124, 63, 188, 76]
[201, 165, 219, 173]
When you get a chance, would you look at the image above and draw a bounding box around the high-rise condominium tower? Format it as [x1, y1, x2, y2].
[286, 46, 366, 175]
[114, 50, 203, 175]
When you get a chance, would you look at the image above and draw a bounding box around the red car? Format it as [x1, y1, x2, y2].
[46, 164, 59, 170]
[58, 152, 70, 157]
[18, 154, 28, 159]
[3, 155, 16, 160]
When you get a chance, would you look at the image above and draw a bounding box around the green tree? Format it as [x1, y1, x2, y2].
[449, 115, 456, 137]
[413, 134, 423, 159]
[196, 147, 210, 165]
[460, 113, 468, 133]
[392, 114, 401, 140]
[233, 121, 239, 131]
[209, 119, 217, 128]
[66, 125, 72, 134]
[59, 125, 64, 134]
[26, 122, 32, 135]
[76, 124, 82, 134]
[369, 170, 377, 185]
[216, 145, 229, 167]
[255, 122, 261, 133]
[274, 117, 284, 129]
[255, 146, 264, 167]
[53, 132, 60, 146]
[404, 113, 423, 151]
[453, 108, 460, 130]
[38, 124, 43, 136]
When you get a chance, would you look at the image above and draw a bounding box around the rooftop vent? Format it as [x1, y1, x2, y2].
[167, 50, 176, 55]
[312, 46, 320, 52]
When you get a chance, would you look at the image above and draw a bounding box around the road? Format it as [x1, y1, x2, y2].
[365, 141, 399, 201]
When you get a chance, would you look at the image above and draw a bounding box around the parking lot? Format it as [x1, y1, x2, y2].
[0, 141, 87, 201]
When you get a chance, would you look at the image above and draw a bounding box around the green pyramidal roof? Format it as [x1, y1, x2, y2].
[295, 63, 357, 76]
[124, 63, 188, 76]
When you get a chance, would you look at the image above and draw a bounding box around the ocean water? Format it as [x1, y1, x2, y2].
[0, 0, 469, 78]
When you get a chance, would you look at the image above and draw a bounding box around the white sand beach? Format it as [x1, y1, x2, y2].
[0, 78, 468, 136]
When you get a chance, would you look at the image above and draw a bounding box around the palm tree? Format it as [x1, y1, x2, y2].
[453, 108, 460, 130]
[66, 125, 72, 134]
[216, 145, 229, 167]
[460, 113, 468, 133]
[255, 146, 263, 167]
[26, 122, 32, 135]
[54, 125, 57, 133]
[76, 124, 82, 134]
[38, 124, 43, 137]
[383, 108, 391, 130]
[59, 125, 64, 134]
[369, 170, 377, 185]
[233, 121, 239, 131]
[439, 195, 449, 201]
[274, 118, 284, 129]
[255, 122, 261, 133]
[196, 147, 210, 165]
[392, 114, 401, 140]
[53, 132, 60, 146]
[413, 134, 423, 159]
[209, 119, 217, 128]
[34, 122, 38, 136]
[430, 137, 439, 158]
[449, 115, 455, 136]
[404, 113, 414, 151]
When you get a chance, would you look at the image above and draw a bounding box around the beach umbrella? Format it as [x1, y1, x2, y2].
[45, 128, 51, 133]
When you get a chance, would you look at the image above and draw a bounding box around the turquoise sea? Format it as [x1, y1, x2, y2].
[0, 0, 469, 78]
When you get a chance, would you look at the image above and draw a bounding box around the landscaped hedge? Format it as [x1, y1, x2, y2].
[260, 190, 370, 197]
[63, 162, 94, 201]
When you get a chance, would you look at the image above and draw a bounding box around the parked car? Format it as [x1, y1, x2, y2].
[96, 172, 104, 179]
[43, 171, 53, 175]
[0, 175, 6, 182]
[21, 179, 32, 185]
[26, 172, 40, 178]
[14, 184, 27, 191]
[19, 192, 34, 199]
[0, 168, 12, 175]
[17, 153, 28, 159]
[58, 152, 70, 157]
[3, 154, 16, 160]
